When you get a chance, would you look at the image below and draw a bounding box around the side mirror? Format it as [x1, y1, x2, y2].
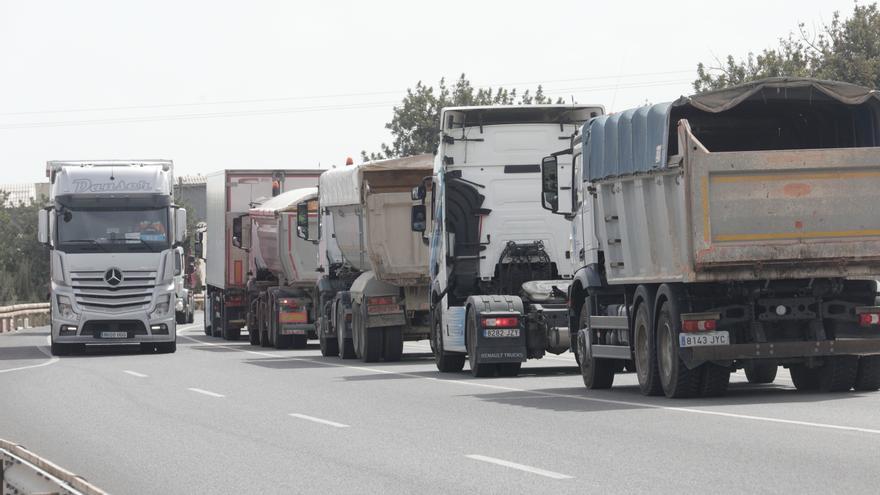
[411, 204, 427, 233]
[175, 208, 188, 244]
[38, 208, 49, 244]
[411, 185, 426, 201]
[296, 199, 319, 241]
[541, 156, 559, 212]
[232, 215, 251, 250]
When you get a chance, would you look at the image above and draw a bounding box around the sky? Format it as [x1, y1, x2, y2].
[0, 0, 861, 183]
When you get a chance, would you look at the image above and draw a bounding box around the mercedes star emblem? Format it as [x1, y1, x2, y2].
[104, 268, 124, 286]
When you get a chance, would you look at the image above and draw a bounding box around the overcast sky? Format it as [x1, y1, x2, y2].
[0, 0, 859, 183]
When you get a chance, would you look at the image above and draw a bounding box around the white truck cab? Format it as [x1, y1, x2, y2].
[39, 160, 187, 355]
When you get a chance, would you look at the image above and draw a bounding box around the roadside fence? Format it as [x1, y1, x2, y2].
[0, 303, 49, 334]
[1, 438, 106, 495]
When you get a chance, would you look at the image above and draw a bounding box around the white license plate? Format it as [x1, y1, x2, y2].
[483, 328, 520, 338]
[679, 331, 729, 347]
[100, 331, 128, 339]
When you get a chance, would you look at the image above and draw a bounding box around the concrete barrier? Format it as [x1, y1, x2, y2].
[1, 439, 106, 495]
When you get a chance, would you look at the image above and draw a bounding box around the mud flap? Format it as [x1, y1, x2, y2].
[467, 295, 527, 364]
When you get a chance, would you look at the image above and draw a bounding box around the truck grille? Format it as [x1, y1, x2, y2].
[82, 320, 148, 336]
[71, 270, 157, 312]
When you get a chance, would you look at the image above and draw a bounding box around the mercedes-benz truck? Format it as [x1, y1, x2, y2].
[38, 160, 187, 356]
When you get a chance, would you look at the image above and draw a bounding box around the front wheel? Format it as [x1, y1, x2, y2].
[577, 300, 615, 390]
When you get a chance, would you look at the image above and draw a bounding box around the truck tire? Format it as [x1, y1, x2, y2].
[362, 328, 382, 362]
[339, 337, 356, 359]
[291, 334, 308, 350]
[656, 300, 702, 398]
[431, 306, 465, 372]
[699, 363, 730, 397]
[854, 356, 880, 391]
[248, 327, 260, 345]
[789, 364, 820, 391]
[223, 326, 241, 341]
[497, 362, 522, 377]
[383, 327, 403, 362]
[275, 334, 291, 349]
[744, 361, 778, 384]
[176, 312, 186, 324]
[50, 342, 75, 356]
[633, 298, 662, 396]
[156, 341, 177, 354]
[320, 333, 339, 357]
[817, 356, 858, 392]
[467, 307, 496, 377]
[577, 300, 615, 389]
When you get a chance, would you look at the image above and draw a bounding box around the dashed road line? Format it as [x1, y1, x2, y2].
[289, 413, 350, 428]
[466, 454, 573, 480]
[123, 370, 149, 378]
[188, 387, 225, 398]
[177, 332, 880, 435]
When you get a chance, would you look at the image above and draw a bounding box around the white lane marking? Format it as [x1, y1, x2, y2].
[466, 454, 573, 480]
[188, 387, 225, 398]
[123, 370, 149, 378]
[0, 335, 59, 374]
[289, 413, 350, 428]
[178, 334, 280, 358]
[178, 332, 880, 435]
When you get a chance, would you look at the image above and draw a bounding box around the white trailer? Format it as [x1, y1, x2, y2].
[200, 169, 321, 340]
[425, 105, 603, 376]
[38, 160, 187, 355]
[239, 188, 320, 349]
[542, 78, 880, 397]
[298, 156, 434, 362]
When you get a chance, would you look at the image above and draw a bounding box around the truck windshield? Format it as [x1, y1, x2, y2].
[57, 208, 170, 253]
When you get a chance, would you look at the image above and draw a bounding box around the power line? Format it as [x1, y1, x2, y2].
[0, 78, 693, 130]
[0, 69, 695, 117]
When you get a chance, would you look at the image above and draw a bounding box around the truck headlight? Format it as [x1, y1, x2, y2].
[175, 298, 184, 311]
[151, 294, 171, 317]
[56, 295, 78, 320]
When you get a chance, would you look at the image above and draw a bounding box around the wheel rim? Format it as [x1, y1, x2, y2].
[658, 321, 673, 382]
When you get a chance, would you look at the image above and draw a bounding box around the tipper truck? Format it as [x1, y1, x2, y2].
[297, 155, 435, 362]
[541, 77, 880, 397]
[38, 160, 187, 355]
[422, 105, 604, 376]
[238, 188, 320, 349]
[200, 169, 321, 340]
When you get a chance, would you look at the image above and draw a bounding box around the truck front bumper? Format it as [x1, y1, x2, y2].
[51, 300, 176, 344]
[685, 338, 880, 362]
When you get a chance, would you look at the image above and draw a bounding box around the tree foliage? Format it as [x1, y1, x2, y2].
[694, 2, 880, 92]
[363, 74, 564, 161]
[0, 192, 50, 305]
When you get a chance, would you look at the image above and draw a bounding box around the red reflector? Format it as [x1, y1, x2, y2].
[682, 319, 716, 332]
[859, 313, 880, 326]
[368, 296, 395, 306]
[482, 317, 519, 328]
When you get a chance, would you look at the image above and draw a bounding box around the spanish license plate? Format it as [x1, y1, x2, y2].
[100, 331, 128, 339]
[483, 328, 520, 338]
[679, 331, 729, 348]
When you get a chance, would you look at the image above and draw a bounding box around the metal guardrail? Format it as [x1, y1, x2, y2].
[1, 439, 106, 495]
[0, 303, 50, 334]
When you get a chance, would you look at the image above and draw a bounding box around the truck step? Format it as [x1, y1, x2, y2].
[588, 315, 628, 330]
[590, 344, 632, 360]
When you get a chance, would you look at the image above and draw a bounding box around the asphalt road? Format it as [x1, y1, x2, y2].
[3, 313, 880, 494]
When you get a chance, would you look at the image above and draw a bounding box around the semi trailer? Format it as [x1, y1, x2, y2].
[422, 105, 603, 376]
[38, 160, 187, 355]
[200, 169, 321, 340]
[541, 78, 880, 397]
[298, 155, 434, 362]
[238, 188, 320, 349]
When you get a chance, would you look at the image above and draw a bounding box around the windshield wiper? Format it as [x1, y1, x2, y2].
[62, 239, 110, 253]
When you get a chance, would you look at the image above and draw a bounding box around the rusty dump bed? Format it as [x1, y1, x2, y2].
[588, 78, 880, 284]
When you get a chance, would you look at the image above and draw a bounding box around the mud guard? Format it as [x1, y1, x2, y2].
[466, 295, 527, 364]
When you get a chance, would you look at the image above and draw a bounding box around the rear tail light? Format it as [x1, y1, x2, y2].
[857, 307, 880, 326]
[681, 313, 720, 333]
[482, 316, 519, 328]
[367, 296, 400, 315]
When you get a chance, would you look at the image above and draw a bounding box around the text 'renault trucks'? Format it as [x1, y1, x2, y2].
[236, 188, 320, 349]
[542, 78, 880, 397]
[38, 160, 187, 355]
[423, 105, 603, 376]
[200, 169, 321, 340]
[298, 155, 434, 362]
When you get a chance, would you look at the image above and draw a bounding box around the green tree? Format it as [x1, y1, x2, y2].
[363, 74, 564, 161]
[0, 192, 50, 305]
[694, 2, 880, 92]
